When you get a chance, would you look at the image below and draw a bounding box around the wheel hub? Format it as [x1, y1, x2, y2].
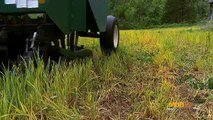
[113, 25, 119, 48]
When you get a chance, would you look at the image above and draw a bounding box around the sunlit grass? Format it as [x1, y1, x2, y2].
[0, 26, 213, 119]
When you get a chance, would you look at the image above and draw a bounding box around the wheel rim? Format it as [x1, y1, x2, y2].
[113, 25, 119, 48]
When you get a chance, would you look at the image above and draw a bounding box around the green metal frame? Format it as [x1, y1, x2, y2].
[0, 0, 108, 33]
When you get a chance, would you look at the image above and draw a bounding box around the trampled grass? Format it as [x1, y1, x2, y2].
[0, 26, 213, 119]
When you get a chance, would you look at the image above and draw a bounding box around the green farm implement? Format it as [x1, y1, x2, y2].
[0, 0, 120, 63]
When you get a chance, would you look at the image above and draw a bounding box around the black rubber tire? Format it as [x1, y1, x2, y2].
[100, 16, 120, 54]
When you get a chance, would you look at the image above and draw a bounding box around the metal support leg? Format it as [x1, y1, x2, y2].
[69, 32, 81, 51]
[69, 32, 75, 51]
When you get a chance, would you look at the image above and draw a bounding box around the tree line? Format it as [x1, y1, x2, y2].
[110, 0, 210, 29]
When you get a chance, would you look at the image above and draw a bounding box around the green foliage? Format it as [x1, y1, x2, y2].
[110, 0, 167, 29]
[208, 78, 213, 89]
[110, 0, 210, 29]
[163, 0, 209, 23]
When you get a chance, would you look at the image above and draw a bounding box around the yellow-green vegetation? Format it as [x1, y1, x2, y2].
[1, 26, 213, 119]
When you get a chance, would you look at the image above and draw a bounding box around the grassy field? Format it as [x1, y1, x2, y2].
[0, 26, 213, 120]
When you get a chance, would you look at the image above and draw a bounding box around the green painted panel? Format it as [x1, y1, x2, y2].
[88, 0, 108, 32]
[69, 0, 87, 32]
[45, 0, 71, 33]
[46, 0, 86, 33]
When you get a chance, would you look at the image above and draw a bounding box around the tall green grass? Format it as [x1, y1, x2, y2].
[0, 26, 213, 119]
